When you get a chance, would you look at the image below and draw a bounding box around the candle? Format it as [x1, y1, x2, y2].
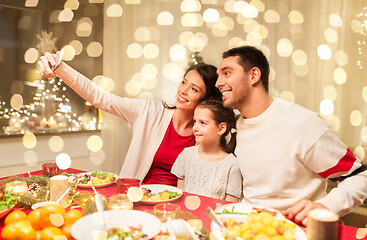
[307, 208, 340, 240]
[50, 175, 69, 208]
[5, 181, 28, 194]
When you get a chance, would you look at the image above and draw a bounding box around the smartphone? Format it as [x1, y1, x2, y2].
[52, 49, 64, 71]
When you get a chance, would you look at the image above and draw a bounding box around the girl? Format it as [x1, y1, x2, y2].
[38, 52, 221, 186]
[171, 98, 242, 201]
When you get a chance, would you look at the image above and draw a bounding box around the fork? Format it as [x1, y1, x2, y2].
[206, 207, 244, 240]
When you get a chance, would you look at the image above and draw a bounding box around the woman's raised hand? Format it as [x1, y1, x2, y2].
[38, 52, 58, 79]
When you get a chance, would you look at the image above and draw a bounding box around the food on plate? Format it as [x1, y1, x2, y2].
[0, 191, 16, 212]
[141, 188, 181, 201]
[221, 211, 296, 240]
[106, 225, 147, 240]
[73, 172, 116, 185]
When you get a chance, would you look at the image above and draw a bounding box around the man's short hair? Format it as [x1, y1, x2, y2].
[223, 46, 270, 92]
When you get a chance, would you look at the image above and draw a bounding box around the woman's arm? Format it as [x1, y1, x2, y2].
[225, 194, 238, 202]
[177, 179, 185, 191]
[39, 52, 152, 124]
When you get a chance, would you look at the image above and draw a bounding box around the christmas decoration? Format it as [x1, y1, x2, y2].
[188, 52, 204, 67]
[36, 30, 58, 54]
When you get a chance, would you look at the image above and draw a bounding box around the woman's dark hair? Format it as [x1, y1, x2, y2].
[223, 46, 270, 92]
[163, 63, 221, 109]
[197, 98, 237, 154]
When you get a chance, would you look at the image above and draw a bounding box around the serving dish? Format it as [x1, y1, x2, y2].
[71, 209, 162, 240]
[68, 172, 118, 189]
[140, 184, 183, 205]
[211, 203, 307, 240]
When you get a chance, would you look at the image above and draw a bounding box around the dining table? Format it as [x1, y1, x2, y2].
[0, 168, 366, 240]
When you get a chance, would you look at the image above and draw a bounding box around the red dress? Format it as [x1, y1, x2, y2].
[142, 120, 195, 186]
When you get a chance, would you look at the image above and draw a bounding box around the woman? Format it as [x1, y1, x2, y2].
[38, 52, 221, 186]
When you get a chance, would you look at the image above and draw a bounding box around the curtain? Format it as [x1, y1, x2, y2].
[102, 0, 367, 172]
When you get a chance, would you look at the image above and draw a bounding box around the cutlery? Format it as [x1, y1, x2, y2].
[206, 207, 243, 240]
[95, 193, 107, 229]
[56, 186, 71, 204]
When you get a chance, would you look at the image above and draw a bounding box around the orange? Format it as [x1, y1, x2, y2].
[28, 209, 43, 230]
[40, 226, 65, 240]
[61, 224, 74, 240]
[4, 210, 28, 225]
[1, 223, 19, 239]
[63, 209, 82, 226]
[39, 204, 65, 228]
[18, 222, 37, 240]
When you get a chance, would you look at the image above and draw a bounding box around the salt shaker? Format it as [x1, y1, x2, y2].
[307, 208, 340, 240]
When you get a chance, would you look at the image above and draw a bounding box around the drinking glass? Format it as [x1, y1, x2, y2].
[153, 203, 181, 223]
[116, 178, 141, 195]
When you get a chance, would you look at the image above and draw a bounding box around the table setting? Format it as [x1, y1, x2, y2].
[0, 165, 365, 240]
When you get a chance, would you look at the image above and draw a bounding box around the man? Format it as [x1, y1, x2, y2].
[215, 46, 367, 225]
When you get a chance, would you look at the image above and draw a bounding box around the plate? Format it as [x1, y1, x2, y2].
[0, 204, 15, 219]
[211, 203, 307, 240]
[71, 210, 162, 240]
[140, 184, 183, 205]
[68, 172, 118, 189]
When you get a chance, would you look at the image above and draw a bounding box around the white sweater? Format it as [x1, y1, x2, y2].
[236, 98, 367, 216]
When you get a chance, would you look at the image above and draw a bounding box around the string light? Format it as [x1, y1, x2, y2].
[357, 6, 367, 69]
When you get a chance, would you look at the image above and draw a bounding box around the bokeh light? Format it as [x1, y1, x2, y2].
[184, 195, 201, 210]
[288, 10, 304, 24]
[69, 40, 83, 55]
[354, 146, 365, 161]
[127, 43, 143, 58]
[23, 133, 37, 149]
[264, 9, 280, 23]
[24, 150, 38, 167]
[62, 45, 76, 61]
[242, 4, 258, 18]
[143, 43, 159, 59]
[181, 13, 203, 27]
[329, 13, 343, 27]
[292, 50, 307, 65]
[90, 150, 106, 165]
[135, 27, 151, 41]
[324, 28, 338, 43]
[320, 99, 334, 116]
[157, 11, 174, 25]
[56, 153, 72, 170]
[350, 110, 362, 126]
[277, 38, 293, 57]
[181, 0, 201, 12]
[87, 135, 103, 152]
[106, 4, 123, 17]
[317, 44, 332, 60]
[333, 68, 347, 84]
[335, 50, 348, 66]
[24, 48, 38, 64]
[10, 94, 23, 111]
[323, 86, 337, 101]
[203, 8, 220, 23]
[87, 42, 103, 57]
[49, 136, 64, 152]
[58, 9, 74, 22]
[163, 63, 184, 82]
[169, 44, 186, 61]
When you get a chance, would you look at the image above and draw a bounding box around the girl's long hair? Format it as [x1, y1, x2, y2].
[197, 98, 237, 154]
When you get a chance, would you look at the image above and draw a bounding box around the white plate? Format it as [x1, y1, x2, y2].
[68, 172, 118, 189]
[71, 210, 162, 240]
[140, 184, 183, 205]
[211, 203, 307, 240]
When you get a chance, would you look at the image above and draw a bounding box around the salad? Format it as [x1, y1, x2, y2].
[141, 188, 181, 201]
[106, 225, 147, 240]
[0, 191, 16, 211]
[73, 172, 116, 185]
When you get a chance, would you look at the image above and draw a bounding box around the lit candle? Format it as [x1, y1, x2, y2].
[307, 208, 340, 240]
[5, 181, 28, 194]
[50, 175, 69, 208]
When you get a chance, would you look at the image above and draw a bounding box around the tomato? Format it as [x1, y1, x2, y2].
[40, 226, 65, 240]
[28, 209, 43, 230]
[39, 204, 65, 228]
[63, 209, 82, 225]
[4, 210, 28, 225]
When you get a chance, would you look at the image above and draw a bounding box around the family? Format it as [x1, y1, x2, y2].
[39, 46, 367, 225]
